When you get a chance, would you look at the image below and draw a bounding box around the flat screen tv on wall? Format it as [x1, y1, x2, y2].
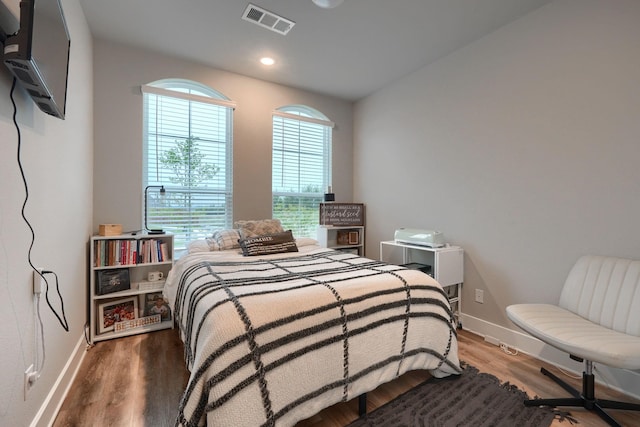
[3, 0, 70, 119]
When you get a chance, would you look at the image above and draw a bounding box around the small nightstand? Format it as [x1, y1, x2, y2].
[317, 225, 365, 256]
[380, 240, 463, 327]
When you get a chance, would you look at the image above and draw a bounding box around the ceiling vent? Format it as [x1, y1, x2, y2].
[242, 4, 295, 36]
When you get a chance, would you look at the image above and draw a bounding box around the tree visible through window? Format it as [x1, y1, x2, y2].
[142, 80, 234, 252]
[272, 106, 333, 238]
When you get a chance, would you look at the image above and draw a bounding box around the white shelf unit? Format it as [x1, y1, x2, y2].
[89, 233, 174, 344]
[317, 225, 365, 256]
[380, 241, 463, 327]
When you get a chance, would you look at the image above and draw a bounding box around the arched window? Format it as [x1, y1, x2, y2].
[142, 79, 235, 252]
[272, 105, 333, 238]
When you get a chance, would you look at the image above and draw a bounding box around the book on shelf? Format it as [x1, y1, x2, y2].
[93, 238, 169, 267]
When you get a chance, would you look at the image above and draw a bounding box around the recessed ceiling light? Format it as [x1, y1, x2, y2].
[312, 0, 344, 8]
[260, 57, 275, 66]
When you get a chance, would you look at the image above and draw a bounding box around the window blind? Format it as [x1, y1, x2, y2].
[272, 112, 331, 238]
[143, 85, 233, 251]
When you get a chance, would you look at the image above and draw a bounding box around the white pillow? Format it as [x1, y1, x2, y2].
[295, 237, 320, 247]
[187, 240, 212, 253]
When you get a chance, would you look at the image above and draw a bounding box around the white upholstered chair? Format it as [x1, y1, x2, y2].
[506, 255, 640, 427]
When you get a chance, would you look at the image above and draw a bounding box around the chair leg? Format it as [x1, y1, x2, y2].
[524, 397, 583, 408]
[524, 361, 640, 427]
[540, 367, 581, 398]
[598, 399, 640, 411]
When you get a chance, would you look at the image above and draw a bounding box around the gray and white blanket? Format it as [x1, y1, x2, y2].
[164, 244, 461, 427]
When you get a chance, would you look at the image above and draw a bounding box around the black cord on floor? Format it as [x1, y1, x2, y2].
[83, 322, 92, 347]
[10, 77, 69, 332]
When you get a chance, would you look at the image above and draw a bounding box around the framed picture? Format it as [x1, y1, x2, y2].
[348, 231, 359, 245]
[98, 297, 138, 334]
[336, 230, 350, 245]
[140, 292, 172, 321]
[96, 268, 130, 295]
[319, 203, 365, 226]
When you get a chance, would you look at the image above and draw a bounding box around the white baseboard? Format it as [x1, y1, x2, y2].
[30, 333, 87, 427]
[460, 313, 640, 400]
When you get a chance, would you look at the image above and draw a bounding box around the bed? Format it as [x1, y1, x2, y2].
[164, 233, 461, 427]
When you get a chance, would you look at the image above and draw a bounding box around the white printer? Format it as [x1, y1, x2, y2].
[394, 228, 445, 248]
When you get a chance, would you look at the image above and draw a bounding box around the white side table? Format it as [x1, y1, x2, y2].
[380, 240, 463, 327]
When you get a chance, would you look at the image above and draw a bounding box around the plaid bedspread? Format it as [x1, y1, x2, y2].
[166, 247, 461, 427]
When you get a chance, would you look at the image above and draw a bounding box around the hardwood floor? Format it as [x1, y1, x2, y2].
[53, 329, 189, 427]
[53, 328, 640, 427]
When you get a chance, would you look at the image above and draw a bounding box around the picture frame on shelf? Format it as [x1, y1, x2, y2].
[140, 292, 171, 321]
[98, 297, 138, 334]
[336, 230, 350, 245]
[96, 268, 130, 295]
[336, 230, 360, 245]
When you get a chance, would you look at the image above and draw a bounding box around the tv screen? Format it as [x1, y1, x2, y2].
[3, 0, 70, 119]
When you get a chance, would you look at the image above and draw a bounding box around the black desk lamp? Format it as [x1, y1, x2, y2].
[144, 185, 166, 234]
[324, 185, 335, 202]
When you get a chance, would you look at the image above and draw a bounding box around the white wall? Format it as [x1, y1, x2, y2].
[354, 0, 640, 394]
[92, 40, 354, 235]
[0, 0, 93, 425]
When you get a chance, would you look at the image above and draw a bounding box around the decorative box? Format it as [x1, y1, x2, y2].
[99, 224, 123, 236]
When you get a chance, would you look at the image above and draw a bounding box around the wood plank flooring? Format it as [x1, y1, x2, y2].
[53, 328, 189, 427]
[53, 328, 640, 427]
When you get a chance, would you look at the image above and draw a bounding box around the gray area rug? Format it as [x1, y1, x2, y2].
[348, 363, 573, 427]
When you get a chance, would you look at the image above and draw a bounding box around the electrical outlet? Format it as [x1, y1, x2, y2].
[33, 269, 45, 294]
[24, 364, 36, 399]
[475, 289, 484, 304]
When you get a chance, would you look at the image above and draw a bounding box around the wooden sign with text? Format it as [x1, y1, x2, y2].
[319, 203, 365, 226]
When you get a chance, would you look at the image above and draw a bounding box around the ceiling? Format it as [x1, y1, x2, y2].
[78, 0, 551, 101]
